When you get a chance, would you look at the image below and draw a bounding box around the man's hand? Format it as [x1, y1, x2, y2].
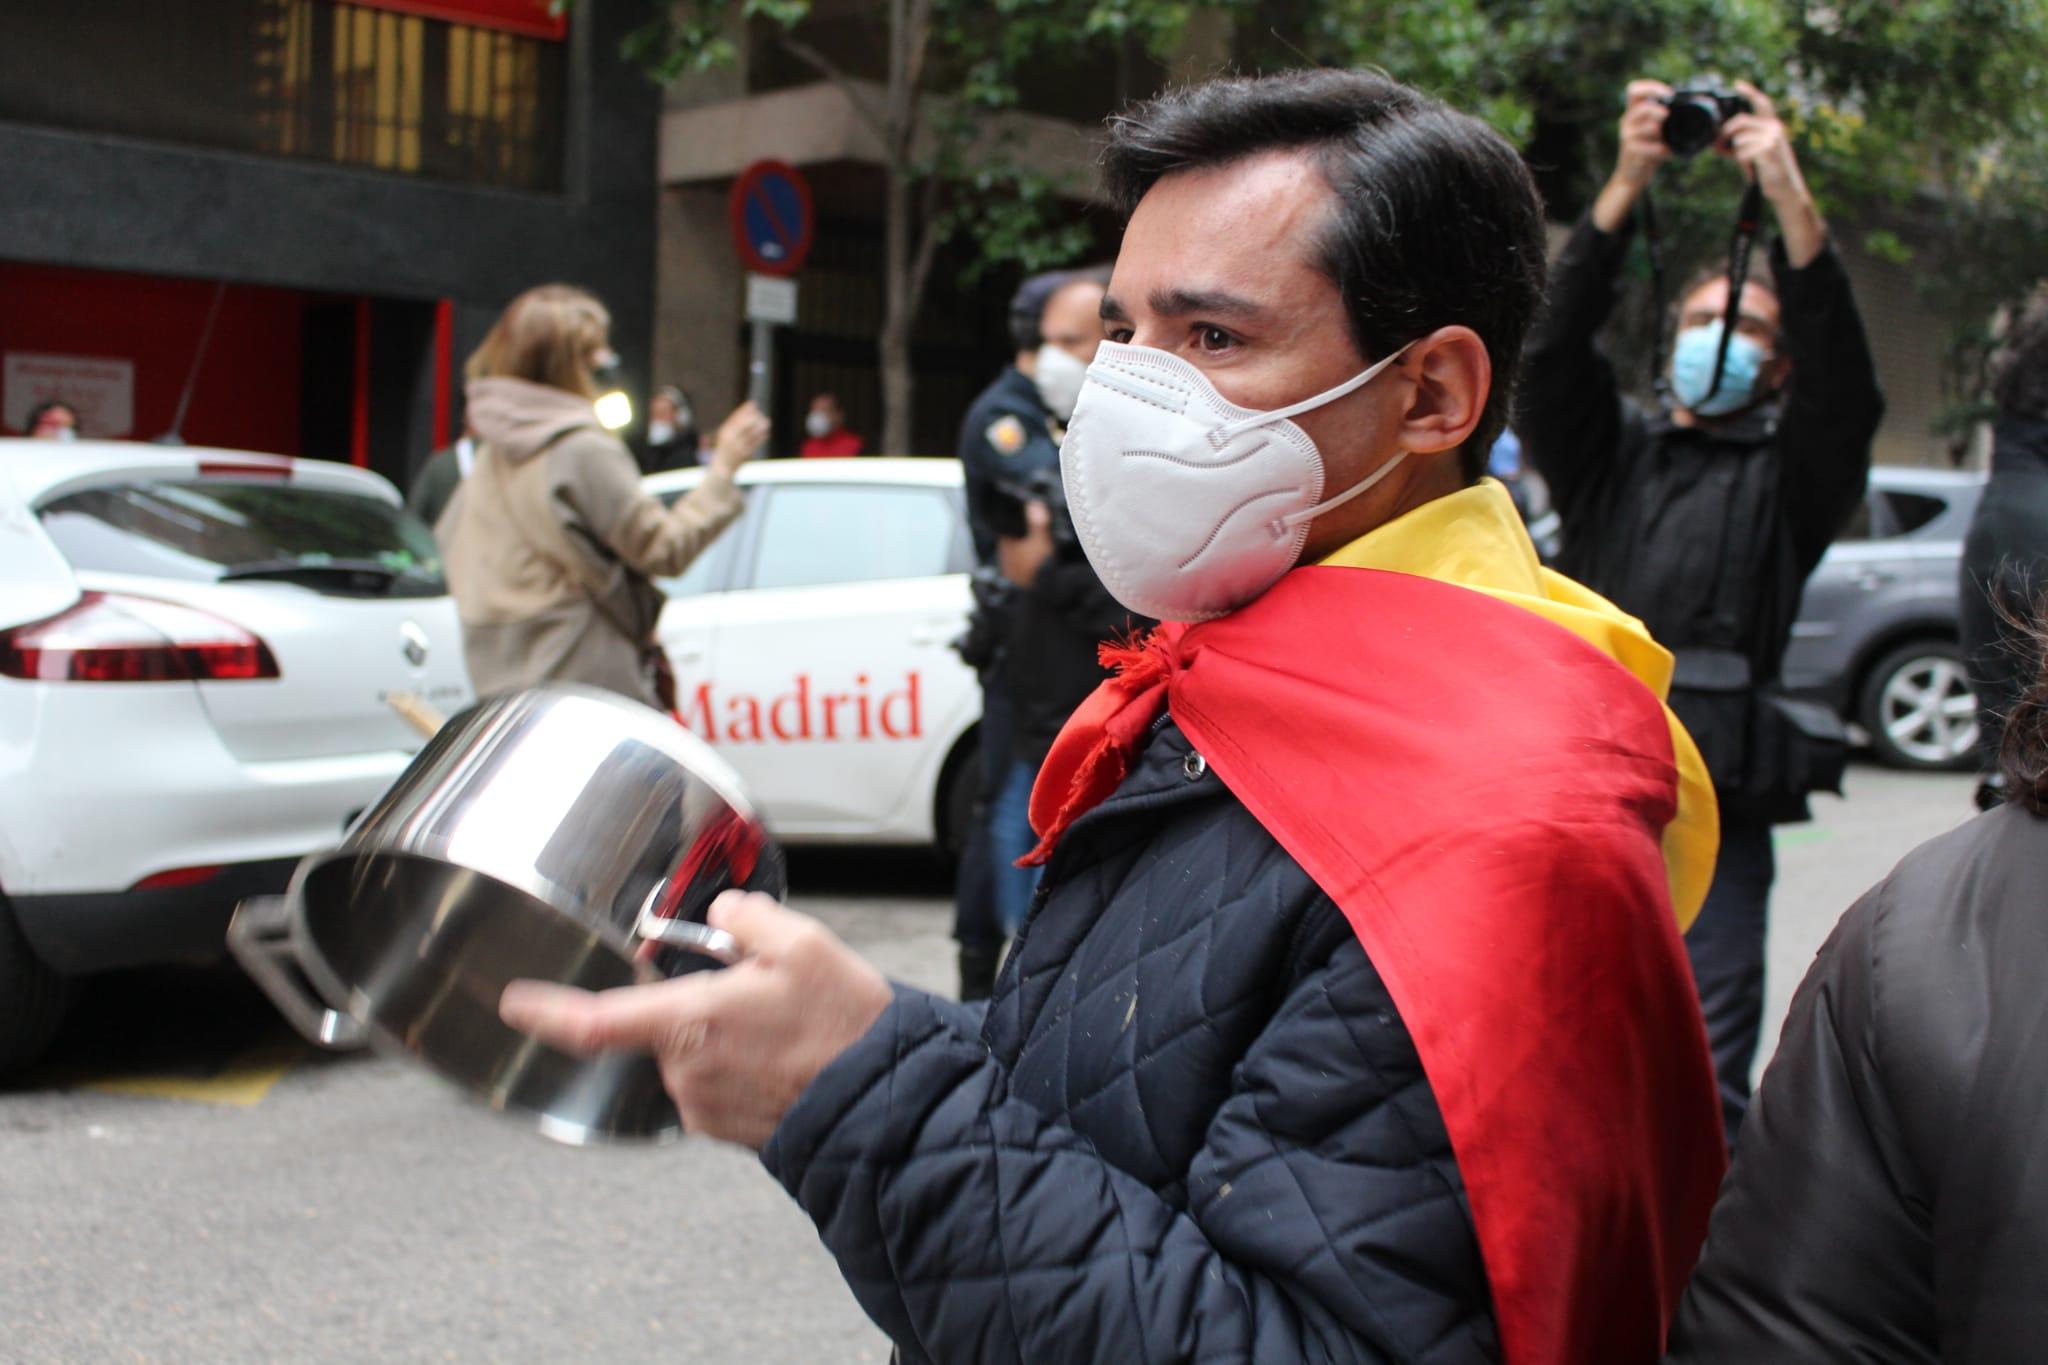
[709, 402, 770, 478]
[498, 891, 893, 1149]
[996, 500, 1057, 590]
[1591, 80, 1673, 233]
[1718, 80, 1825, 267]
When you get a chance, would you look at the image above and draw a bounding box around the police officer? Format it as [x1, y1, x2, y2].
[951, 269, 1102, 998]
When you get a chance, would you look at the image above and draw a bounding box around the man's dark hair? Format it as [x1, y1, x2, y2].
[1008, 270, 1074, 353]
[1101, 69, 1547, 482]
[1676, 255, 1780, 327]
[1993, 285, 2048, 421]
[2001, 600, 2048, 815]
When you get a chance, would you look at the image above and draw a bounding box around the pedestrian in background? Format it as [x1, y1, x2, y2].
[1519, 77, 1883, 1146]
[405, 421, 475, 529]
[982, 265, 1136, 936]
[437, 283, 767, 710]
[799, 393, 863, 457]
[1961, 285, 2048, 808]
[1667, 610, 2048, 1361]
[23, 399, 79, 440]
[948, 268, 1085, 999]
[642, 384, 703, 472]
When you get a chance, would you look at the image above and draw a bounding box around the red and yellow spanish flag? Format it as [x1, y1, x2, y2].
[1029, 480, 1723, 1365]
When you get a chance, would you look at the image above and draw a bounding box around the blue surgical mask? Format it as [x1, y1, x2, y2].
[1669, 322, 1768, 417]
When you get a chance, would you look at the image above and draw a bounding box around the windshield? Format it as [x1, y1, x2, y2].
[37, 480, 446, 598]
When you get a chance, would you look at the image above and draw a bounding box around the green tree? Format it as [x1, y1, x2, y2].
[626, 0, 1186, 453]
[1226, 0, 2048, 443]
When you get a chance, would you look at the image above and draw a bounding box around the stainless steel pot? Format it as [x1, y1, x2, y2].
[227, 684, 784, 1146]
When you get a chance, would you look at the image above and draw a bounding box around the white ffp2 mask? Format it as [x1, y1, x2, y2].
[1032, 343, 1088, 423]
[1060, 339, 1413, 622]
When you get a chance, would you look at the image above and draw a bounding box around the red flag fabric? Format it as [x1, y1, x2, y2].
[1029, 565, 1724, 1365]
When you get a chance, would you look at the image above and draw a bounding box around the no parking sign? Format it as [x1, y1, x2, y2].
[728, 160, 815, 278]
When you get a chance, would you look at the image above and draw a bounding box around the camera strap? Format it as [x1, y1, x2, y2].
[1703, 178, 1767, 404]
[1642, 176, 1767, 406]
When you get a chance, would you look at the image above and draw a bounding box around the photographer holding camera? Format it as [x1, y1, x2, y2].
[1520, 78, 1883, 1146]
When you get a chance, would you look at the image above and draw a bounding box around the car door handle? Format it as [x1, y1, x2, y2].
[1852, 569, 1897, 591]
[908, 621, 953, 647]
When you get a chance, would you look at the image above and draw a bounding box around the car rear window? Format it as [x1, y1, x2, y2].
[1883, 491, 1947, 536]
[37, 480, 446, 598]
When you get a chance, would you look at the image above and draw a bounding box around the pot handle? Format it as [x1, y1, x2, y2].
[634, 903, 745, 965]
[227, 896, 369, 1050]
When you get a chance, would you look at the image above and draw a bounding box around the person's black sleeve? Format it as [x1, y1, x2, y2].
[1772, 239, 1883, 577]
[1028, 553, 1143, 647]
[1517, 216, 1637, 518]
[1665, 882, 1925, 1362]
[406, 447, 461, 529]
[763, 930, 1496, 1364]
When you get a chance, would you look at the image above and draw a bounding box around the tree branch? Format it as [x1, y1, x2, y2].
[907, 172, 946, 315]
[774, 33, 889, 143]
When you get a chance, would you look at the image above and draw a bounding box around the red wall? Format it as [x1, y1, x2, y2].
[1, 262, 310, 455]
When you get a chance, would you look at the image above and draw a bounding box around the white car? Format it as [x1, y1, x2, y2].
[0, 440, 472, 1071]
[645, 458, 981, 850]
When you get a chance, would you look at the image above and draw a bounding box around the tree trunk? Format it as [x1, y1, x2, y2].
[878, 159, 917, 455]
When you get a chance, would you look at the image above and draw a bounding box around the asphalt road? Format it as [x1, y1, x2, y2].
[0, 761, 1978, 1363]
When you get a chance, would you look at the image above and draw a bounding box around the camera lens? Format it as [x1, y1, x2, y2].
[1661, 94, 1721, 158]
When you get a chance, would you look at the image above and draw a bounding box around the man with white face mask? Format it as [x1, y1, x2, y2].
[499, 71, 1727, 1364]
[1519, 78, 1883, 1150]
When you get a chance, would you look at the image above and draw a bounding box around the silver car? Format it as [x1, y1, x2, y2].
[1782, 467, 1987, 770]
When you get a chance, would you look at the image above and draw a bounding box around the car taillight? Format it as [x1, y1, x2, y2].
[0, 592, 280, 683]
[131, 865, 224, 892]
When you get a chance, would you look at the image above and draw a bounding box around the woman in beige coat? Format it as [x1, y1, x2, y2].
[437, 283, 767, 709]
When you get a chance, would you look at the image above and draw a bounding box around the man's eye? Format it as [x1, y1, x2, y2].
[1108, 328, 1134, 344]
[1196, 326, 1236, 353]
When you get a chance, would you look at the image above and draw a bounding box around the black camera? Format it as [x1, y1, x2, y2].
[1659, 84, 1753, 158]
[989, 465, 1078, 552]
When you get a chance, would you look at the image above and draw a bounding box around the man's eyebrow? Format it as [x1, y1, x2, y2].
[1100, 294, 1131, 323]
[1150, 287, 1267, 320]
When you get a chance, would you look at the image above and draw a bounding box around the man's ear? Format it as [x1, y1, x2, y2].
[1765, 350, 1794, 393]
[1397, 325, 1491, 455]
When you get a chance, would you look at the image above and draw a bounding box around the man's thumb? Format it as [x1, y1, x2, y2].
[706, 890, 815, 957]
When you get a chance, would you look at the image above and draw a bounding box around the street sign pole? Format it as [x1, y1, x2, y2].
[729, 160, 815, 442]
[748, 319, 774, 412]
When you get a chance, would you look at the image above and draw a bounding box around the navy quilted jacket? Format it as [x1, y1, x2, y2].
[763, 717, 1501, 1363]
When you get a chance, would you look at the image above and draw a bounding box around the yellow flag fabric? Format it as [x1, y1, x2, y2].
[1319, 479, 1719, 928]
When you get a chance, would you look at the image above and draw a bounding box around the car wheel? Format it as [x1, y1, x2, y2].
[937, 741, 984, 860]
[1859, 641, 1981, 771]
[0, 897, 70, 1075]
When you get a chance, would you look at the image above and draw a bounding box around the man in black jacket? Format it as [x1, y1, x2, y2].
[950, 269, 1107, 997]
[500, 71, 1725, 1363]
[1667, 620, 2048, 1362]
[1519, 77, 1883, 1143]
[1961, 288, 2048, 807]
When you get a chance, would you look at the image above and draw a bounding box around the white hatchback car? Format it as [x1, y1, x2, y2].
[0, 440, 472, 1071]
[645, 458, 981, 851]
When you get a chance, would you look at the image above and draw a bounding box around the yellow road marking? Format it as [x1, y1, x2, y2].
[81, 1038, 307, 1108]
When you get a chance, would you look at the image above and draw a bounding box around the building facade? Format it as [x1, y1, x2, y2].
[0, 0, 661, 488]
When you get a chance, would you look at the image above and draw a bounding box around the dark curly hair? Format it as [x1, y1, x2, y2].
[2002, 605, 2048, 815]
[1993, 286, 2048, 421]
[1100, 69, 1548, 483]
